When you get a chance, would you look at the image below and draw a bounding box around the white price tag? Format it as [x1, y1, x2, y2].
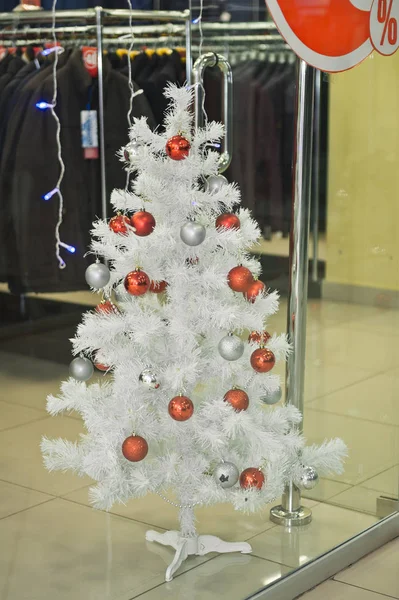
[81, 110, 98, 148]
[81, 110, 99, 159]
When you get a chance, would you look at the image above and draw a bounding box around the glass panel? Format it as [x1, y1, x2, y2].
[0, 8, 397, 600]
[302, 52, 399, 521]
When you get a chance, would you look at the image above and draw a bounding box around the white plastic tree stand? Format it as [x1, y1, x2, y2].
[146, 529, 252, 582]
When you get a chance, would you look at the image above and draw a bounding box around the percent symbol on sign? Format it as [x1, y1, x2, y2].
[378, 0, 398, 44]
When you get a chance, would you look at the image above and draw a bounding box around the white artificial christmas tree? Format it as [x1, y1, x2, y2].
[42, 85, 346, 581]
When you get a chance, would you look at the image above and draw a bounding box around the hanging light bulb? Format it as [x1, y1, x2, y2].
[42, 187, 59, 201]
[41, 46, 64, 57]
[36, 101, 55, 111]
[59, 242, 76, 254]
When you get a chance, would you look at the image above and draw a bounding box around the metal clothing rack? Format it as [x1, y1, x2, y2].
[0, 8, 192, 225]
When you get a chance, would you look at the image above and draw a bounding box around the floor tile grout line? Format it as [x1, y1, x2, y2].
[316, 498, 377, 518]
[0, 497, 55, 521]
[0, 398, 48, 415]
[61, 494, 286, 541]
[0, 415, 51, 434]
[303, 406, 399, 430]
[127, 554, 222, 599]
[59, 495, 170, 531]
[304, 406, 399, 431]
[0, 477, 58, 497]
[126, 552, 292, 600]
[331, 579, 399, 599]
[0, 398, 82, 422]
[304, 365, 391, 405]
[250, 553, 293, 568]
[351, 463, 399, 489]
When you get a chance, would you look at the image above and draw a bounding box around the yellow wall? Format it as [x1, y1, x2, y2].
[326, 52, 399, 290]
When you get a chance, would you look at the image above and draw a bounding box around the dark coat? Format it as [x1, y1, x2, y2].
[1, 50, 155, 293]
[0, 56, 66, 288]
[0, 54, 25, 95]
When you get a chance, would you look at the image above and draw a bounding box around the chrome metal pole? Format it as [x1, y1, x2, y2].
[252, 0, 260, 21]
[193, 52, 233, 172]
[270, 59, 315, 527]
[311, 68, 322, 283]
[185, 10, 192, 84]
[95, 6, 107, 223]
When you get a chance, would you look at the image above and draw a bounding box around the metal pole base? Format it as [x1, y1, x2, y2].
[270, 482, 313, 526]
[270, 504, 312, 527]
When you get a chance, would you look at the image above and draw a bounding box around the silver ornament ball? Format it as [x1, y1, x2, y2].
[218, 334, 244, 361]
[260, 386, 282, 405]
[180, 221, 206, 246]
[204, 174, 228, 194]
[124, 139, 141, 161]
[139, 368, 160, 390]
[85, 262, 110, 289]
[298, 466, 319, 491]
[214, 461, 239, 489]
[69, 357, 94, 382]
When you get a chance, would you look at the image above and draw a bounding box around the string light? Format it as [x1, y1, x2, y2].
[41, 46, 64, 57]
[124, 0, 136, 193]
[41, 0, 68, 270]
[198, 0, 204, 60]
[42, 187, 59, 201]
[126, 0, 135, 129]
[36, 101, 55, 110]
[59, 242, 76, 254]
[187, 0, 207, 126]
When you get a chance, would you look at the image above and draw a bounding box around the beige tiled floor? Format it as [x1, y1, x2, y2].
[299, 537, 399, 599]
[0, 297, 398, 599]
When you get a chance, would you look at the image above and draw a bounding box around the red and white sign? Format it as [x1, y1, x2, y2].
[82, 46, 98, 78]
[266, 0, 399, 72]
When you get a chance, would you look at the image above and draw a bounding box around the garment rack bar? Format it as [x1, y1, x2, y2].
[0, 24, 187, 37]
[196, 21, 278, 31]
[195, 34, 285, 43]
[0, 8, 190, 24]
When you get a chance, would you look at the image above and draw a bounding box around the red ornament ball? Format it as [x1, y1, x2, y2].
[224, 388, 249, 412]
[109, 214, 130, 235]
[239, 467, 265, 490]
[244, 280, 266, 303]
[124, 270, 150, 296]
[122, 435, 148, 462]
[216, 213, 241, 230]
[95, 300, 119, 315]
[93, 350, 110, 372]
[250, 348, 276, 373]
[228, 266, 254, 293]
[166, 135, 191, 161]
[149, 280, 168, 294]
[131, 210, 155, 237]
[248, 330, 271, 345]
[168, 395, 194, 421]
[94, 361, 109, 372]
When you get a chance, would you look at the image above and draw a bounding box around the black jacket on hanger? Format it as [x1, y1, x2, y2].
[0, 54, 25, 94]
[0, 55, 67, 288]
[0, 50, 155, 293]
[140, 51, 185, 125]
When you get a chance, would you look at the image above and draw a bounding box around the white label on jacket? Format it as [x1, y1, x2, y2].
[80, 110, 98, 149]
